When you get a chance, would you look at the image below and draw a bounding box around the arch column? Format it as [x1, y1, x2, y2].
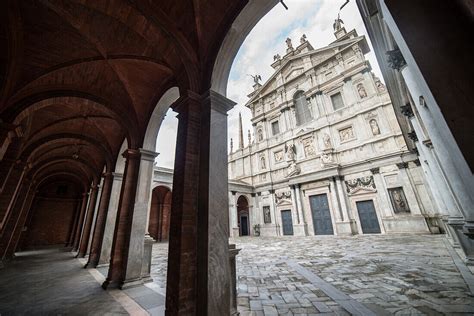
[77, 185, 99, 258]
[86, 172, 114, 268]
[0, 176, 34, 263]
[102, 149, 141, 289]
[165, 90, 235, 315]
[0, 161, 28, 232]
[72, 192, 90, 251]
[124, 148, 158, 287]
[98, 172, 123, 266]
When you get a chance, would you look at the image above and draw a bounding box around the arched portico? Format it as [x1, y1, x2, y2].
[237, 195, 250, 236]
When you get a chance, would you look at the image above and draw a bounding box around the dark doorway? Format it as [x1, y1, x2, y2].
[356, 200, 381, 234]
[309, 194, 334, 235]
[281, 210, 294, 235]
[237, 195, 250, 236]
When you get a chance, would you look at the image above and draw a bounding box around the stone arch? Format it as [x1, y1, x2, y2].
[148, 185, 172, 241]
[237, 195, 250, 236]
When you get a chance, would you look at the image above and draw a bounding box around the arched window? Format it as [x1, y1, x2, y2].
[294, 91, 312, 125]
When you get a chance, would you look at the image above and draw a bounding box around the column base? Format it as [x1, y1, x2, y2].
[448, 217, 474, 265]
[141, 235, 154, 281]
[121, 277, 145, 289]
[335, 221, 354, 235]
[293, 224, 307, 236]
[231, 227, 240, 237]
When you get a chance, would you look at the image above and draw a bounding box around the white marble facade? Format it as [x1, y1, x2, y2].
[227, 27, 433, 237]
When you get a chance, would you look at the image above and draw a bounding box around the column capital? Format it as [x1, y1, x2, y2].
[203, 90, 237, 114]
[102, 172, 114, 179]
[231, 191, 237, 195]
[122, 148, 141, 160]
[139, 148, 159, 162]
[250, 193, 256, 197]
[370, 167, 380, 174]
[82, 192, 90, 197]
[396, 162, 409, 169]
[269, 189, 275, 194]
[112, 172, 124, 179]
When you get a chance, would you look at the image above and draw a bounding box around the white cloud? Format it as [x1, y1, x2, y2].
[156, 0, 385, 168]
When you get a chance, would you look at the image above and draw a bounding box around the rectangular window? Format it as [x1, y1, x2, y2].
[331, 92, 344, 111]
[271, 121, 280, 135]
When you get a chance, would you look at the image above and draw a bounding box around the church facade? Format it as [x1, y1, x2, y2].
[228, 26, 438, 238]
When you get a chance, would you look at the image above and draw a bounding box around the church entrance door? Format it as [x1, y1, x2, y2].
[356, 200, 381, 234]
[281, 210, 294, 235]
[309, 194, 334, 235]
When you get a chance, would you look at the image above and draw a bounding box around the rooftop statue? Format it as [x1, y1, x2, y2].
[285, 37, 293, 50]
[333, 14, 344, 31]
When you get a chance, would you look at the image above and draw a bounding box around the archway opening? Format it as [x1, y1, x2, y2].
[237, 195, 250, 236]
[149, 186, 172, 242]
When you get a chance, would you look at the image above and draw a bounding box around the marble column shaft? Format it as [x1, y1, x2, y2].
[78, 185, 99, 258]
[295, 184, 305, 224]
[0, 177, 33, 261]
[371, 168, 393, 218]
[334, 177, 351, 221]
[165, 90, 233, 315]
[0, 162, 27, 231]
[103, 149, 141, 289]
[98, 173, 123, 265]
[87, 173, 114, 268]
[125, 148, 158, 286]
[73, 192, 90, 251]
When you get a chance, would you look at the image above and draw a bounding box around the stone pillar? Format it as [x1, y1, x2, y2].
[290, 186, 299, 223]
[98, 172, 123, 265]
[268, 190, 280, 236]
[87, 179, 103, 254]
[229, 191, 239, 237]
[78, 185, 99, 258]
[123, 149, 158, 287]
[329, 179, 343, 223]
[334, 176, 353, 235]
[0, 161, 28, 231]
[0, 177, 33, 262]
[73, 192, 90, 251]
[229, 244, 241, 316]
[370, 168, 393, 218]
[67, 201, 82, 247]
[103, 149, 141, 289]
[4, 181, 36, 260]
[294, 184, 308, 236]
[86, 173, 114, 268]
[165, 90, 234, 315]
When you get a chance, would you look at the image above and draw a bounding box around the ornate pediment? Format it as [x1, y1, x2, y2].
[345, 176, 376, 195]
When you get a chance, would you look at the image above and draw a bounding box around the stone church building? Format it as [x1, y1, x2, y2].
[228, 26, 435, 238]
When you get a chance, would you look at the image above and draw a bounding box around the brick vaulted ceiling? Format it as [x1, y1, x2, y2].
[0, 0, 248, 187]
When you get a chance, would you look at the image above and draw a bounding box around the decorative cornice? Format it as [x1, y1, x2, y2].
[396, 162, 408, 169]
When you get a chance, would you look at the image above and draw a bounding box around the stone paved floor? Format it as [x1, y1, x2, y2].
[150, 234, 474, 316]
[0, 248, 128, 315]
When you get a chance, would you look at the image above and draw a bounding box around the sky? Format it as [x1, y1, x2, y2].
[155, 0, 383, 169]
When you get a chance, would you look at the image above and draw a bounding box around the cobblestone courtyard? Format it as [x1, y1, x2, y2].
[151, 235, 474, 315]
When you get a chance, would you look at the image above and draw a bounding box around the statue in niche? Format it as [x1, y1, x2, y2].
[260, 155, 266, 169]
[285, 143, 296, 161]
[285, 37, 293, 50]
[286, 161, 300, 177]
[300, 34, 307, 44]
[369, 119, 380, 136]
[257, 128, 263, 142]
[323, 133, 332, 149]
[263, 206, 271, 224]
[357, 83, 367, 99]
[389, 187, 410, 213]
